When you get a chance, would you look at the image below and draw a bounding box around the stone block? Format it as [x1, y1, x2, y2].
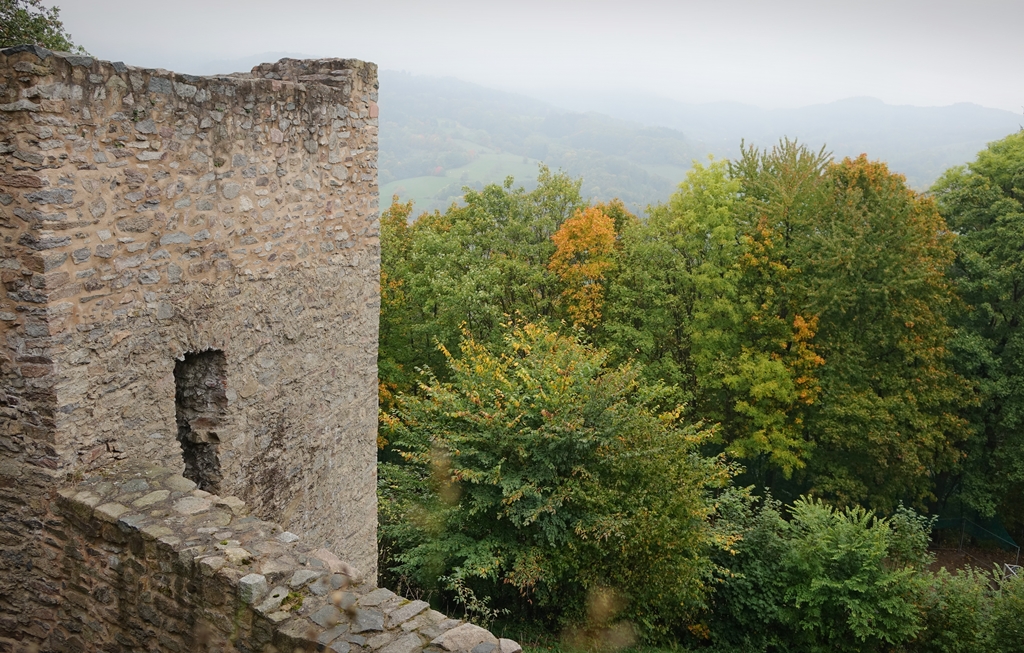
[386, 600, 429, 628]
[351, 608, 385, 633]
[498, 639, 522, 653]
[358, 588, 397, 607]
[380, 632, 424, 653]
[289, 568, 322, 588]
[239, 573, 268, 604]
[430, 624, 497, 652]
[94, 503, 129, 524]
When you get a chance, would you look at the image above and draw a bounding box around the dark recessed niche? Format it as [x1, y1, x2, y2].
[173, 350, 227, 493]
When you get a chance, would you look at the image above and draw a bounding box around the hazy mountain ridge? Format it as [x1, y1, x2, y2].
[379, 71, 704, 213]
[380, 74, 1022, 213]
[542, 91, 1024, 188]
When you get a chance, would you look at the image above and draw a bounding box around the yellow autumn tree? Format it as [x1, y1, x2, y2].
[549, 206, 618, 329]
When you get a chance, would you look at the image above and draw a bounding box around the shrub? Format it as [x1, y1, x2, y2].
[379, 322, 741, 639]
[911, 566, 993, 653]
[987, 572, 1024, 653]
[708, 497, 931, 652]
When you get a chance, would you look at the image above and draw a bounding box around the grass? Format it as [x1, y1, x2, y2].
[382, 143, 545, 215]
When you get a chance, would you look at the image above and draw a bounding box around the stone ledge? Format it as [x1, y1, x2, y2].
[0, 44, 375, 97]
[52, 462, 519, 653]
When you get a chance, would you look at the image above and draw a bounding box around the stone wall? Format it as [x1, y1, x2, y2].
[44, 462, 520, 653]
[0, 46, 382, 650]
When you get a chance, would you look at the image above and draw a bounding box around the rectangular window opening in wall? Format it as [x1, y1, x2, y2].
[174, 350, 227, 493]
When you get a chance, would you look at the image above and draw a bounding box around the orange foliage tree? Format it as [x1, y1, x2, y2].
[549, 207, 618, 329]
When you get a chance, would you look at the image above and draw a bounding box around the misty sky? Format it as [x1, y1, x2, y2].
[57, 0, 1023, 112]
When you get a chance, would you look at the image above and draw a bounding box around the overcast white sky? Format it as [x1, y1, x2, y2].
[57, 0, 1023, 112]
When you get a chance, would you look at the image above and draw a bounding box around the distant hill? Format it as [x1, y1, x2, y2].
[378, 71, 705, 214]
[541, 91, 1024, 190]
[379, 73, 1022, 214]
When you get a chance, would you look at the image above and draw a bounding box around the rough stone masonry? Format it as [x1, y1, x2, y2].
[44, 461, 520, 653]
[0, 45, 416, 651]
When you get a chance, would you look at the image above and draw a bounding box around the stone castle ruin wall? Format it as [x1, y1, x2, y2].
[0, 45, 408, 651]
[44, 461, 518, 653]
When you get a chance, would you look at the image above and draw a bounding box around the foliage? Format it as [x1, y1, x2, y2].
[987, 573, 1024, 653]
[377, 136, 1023, 651]
[549, 206, 618, 329]
[0, 0, 84, 52]
[730, 142, 970, 509]
[707, 497, 932, 653]
[932, 131, 1024, 529]
[599, 153, 820, 492]
[378, 168, 585, 390]
[379, 322, 740, 639]
[912, 566, 994, 653]
[379, 196, 417, 417]
[780, 499, 925, 651]
[910, 567, 1024, 653]
[601, 160, 743, 404]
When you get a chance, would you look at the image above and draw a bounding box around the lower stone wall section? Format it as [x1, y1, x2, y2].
[39, 462, 520, 653]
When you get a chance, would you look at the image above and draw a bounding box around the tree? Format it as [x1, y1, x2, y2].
[932, 131, 1024, 528]
[731, 142, 969, 509]
[602, 159, 823, 482]
[381, 167, 585, 383]
[0, 0, 84, 52]
[378, 196, 416, 423]
[549, 206, 618, 329]
[801, 155, 969, 509]
[602, 161, 743, 400]
[379, 322, 740, 640]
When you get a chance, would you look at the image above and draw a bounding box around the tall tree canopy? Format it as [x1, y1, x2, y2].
[378, 168, 585, 397]
[933, 131, 1024, 527]
[731, 144, 969, 508]
[601, 160, 821, 480]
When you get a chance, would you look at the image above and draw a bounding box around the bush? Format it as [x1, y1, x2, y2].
[707, 497, 931, 652]
[987, 572, 1024, 653]
[912, 566, 993, 653]
[379, 322, 741, 640]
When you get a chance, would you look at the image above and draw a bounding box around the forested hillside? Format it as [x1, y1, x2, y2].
[378, 73, 1022, 214]
[378, 71, 705, 212]
[376, 134, 1024, 652]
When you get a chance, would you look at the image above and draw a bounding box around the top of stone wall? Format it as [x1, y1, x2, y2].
[56, 462, 520, 653]
[0, 43, 380, 311]
[0, 44, 377, 96]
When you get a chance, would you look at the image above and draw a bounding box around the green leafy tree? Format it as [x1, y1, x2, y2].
[731, 142, 969, 508]
[0, 0, 84, 52]
[380, 167, 585, 385]
[378, 196, 417, 428]
[603, 159, 823, 484]
[987, 574, 1024, 653]
[912, 566, 995, 653]
[779, 499, 926, 651]
[379, 322, 740, 640]
[932, 132, 1024, 528]
[803, 155, 969, 508]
